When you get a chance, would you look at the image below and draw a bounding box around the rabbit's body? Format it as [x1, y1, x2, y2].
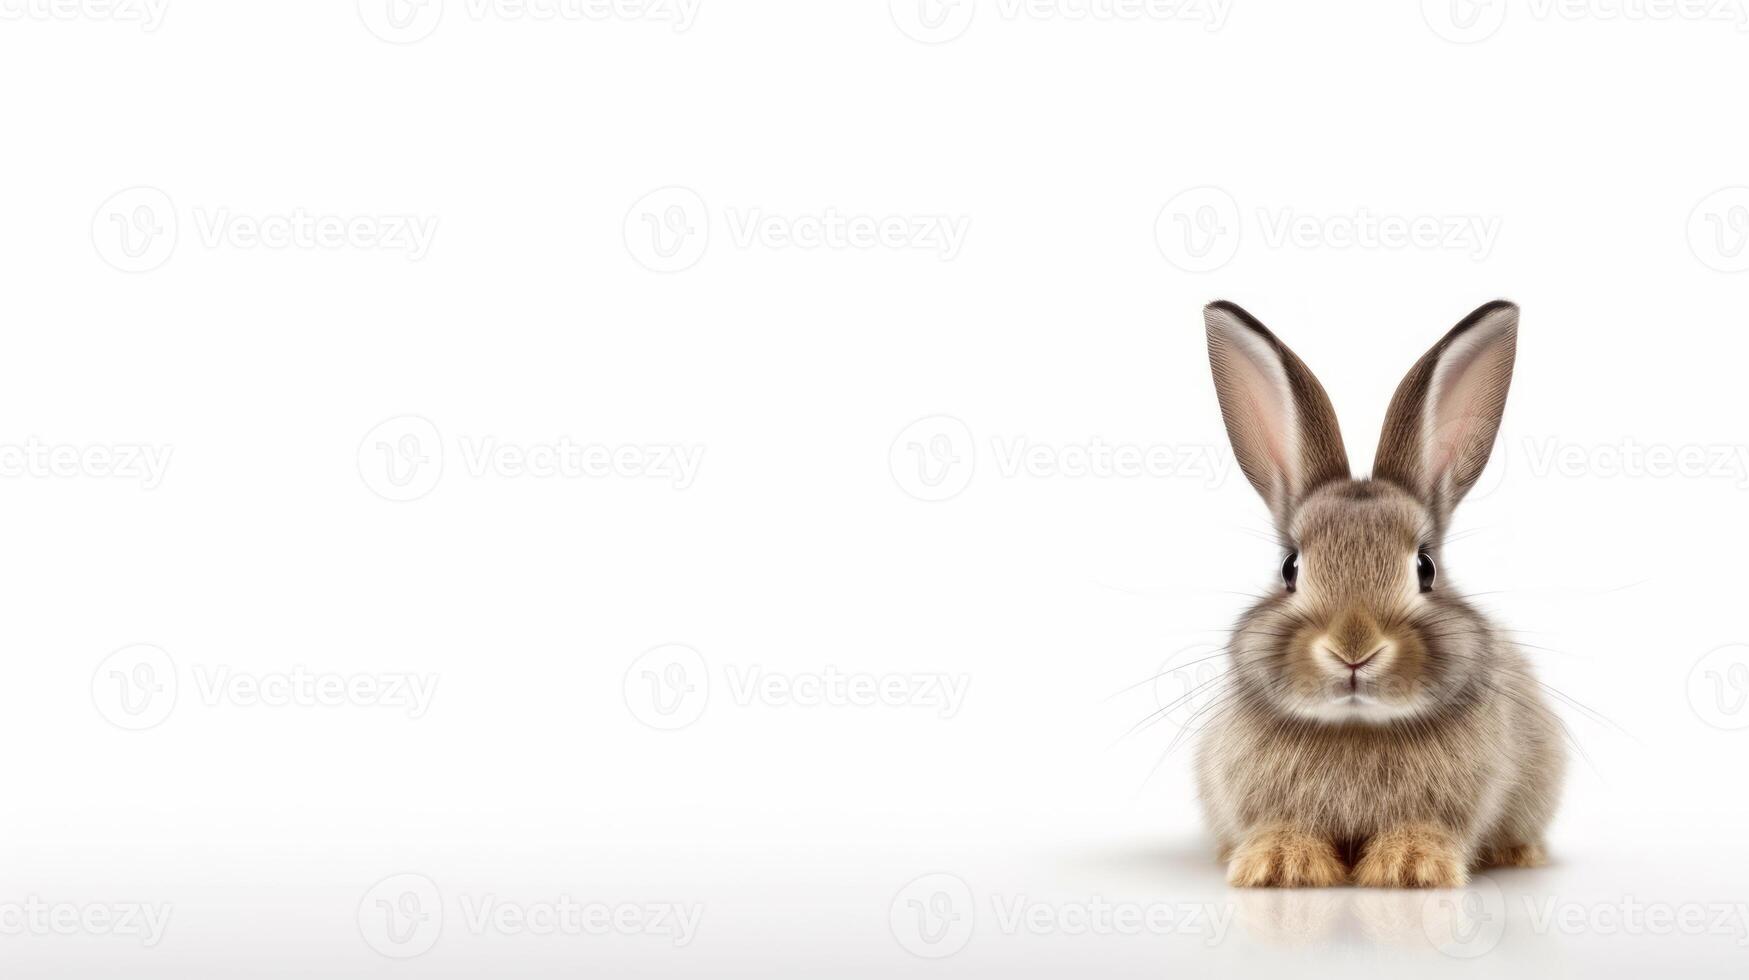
[1195, 301, 1565, 887]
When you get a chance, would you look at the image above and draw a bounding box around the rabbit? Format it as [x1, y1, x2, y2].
[1193, 299, 1564, 888]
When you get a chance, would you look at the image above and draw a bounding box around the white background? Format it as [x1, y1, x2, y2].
[3, 0, 1748, 975]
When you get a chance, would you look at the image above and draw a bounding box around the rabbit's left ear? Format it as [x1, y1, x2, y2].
[1204, 301, 1350, 526]
[1373, 300, 1519, 521]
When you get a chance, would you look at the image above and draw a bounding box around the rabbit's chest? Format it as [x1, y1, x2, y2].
[1222, 721, 1506, 837]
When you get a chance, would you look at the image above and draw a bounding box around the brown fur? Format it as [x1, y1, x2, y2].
[1198, 301, 1565, 888]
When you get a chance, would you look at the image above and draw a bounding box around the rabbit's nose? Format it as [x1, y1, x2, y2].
[1323, 608, 1387, 667]
[1315, 640, 1385, 668]
[1327, 644, 1384, 671]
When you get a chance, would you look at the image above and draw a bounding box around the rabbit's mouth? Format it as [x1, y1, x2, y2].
[1269, 643, 1439, 723]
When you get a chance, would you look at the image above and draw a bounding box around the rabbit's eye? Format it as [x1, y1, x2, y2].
[1281, 551, 1299, 593]
[1417, 551, 1436, 592]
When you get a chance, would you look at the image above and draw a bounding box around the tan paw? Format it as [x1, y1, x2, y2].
[1476, 841, 1546, 869]
[1226, 826, 1346, 888]
[1353, 825, 1468, 888]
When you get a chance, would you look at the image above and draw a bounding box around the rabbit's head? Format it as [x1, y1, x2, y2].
[1205, 300, 1519, 724]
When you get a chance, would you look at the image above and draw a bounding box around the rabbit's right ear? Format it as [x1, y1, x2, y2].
[1373, 300, 1518, 525]
[1204, 301, 1350, 525]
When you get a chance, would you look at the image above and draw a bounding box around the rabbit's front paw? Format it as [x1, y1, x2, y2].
[1353, 825, 1468, 888]
[1226, 825, 1346, 888]
[1476, 841, 1546, 869]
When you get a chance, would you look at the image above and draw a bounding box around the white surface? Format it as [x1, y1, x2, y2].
[3, 1, 1748, 976]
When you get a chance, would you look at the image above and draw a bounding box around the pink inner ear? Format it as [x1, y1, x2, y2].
[1427, 328, 1513, 487]
[1225, 333, 1298, 496]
